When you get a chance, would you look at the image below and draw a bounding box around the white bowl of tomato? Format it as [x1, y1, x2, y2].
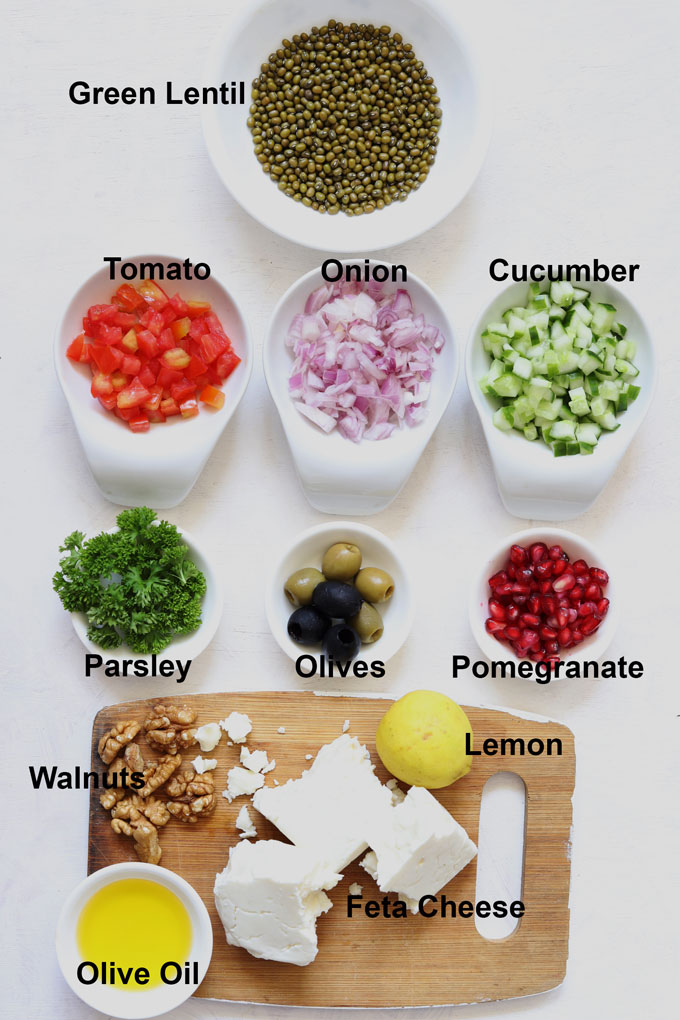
[55, 255, 252, 508]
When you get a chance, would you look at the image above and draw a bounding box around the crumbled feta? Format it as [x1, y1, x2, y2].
[348, 882, 363, 896]
[192, 756, 217, 775]
[362, 786, 477, 912]
[220, 712, 252, 744]
[277, 726, 286, 734]
[214, 841, 341, 966]
[235, 805, 257, 839]
[342, 719, 350, 733]
[194, 722, 221, 752]
[305, 754, 313, 761]
[223, 766, 265, 803]
[240, 747, 271, 774]
[386, 778, 406, 805]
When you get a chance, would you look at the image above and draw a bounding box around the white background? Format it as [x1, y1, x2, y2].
[3, 1, 679, 1018]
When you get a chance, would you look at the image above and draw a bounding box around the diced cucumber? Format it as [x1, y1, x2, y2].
[493, 406, 515, 431]
[512, 357, 532, 380]
[591, 302, 617, 336]
[550, 281, 575, 307]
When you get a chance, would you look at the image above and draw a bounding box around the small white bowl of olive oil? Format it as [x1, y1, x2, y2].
[56, 863, 213, 1019]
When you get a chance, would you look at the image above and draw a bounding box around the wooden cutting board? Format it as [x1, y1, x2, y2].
[88, 692, 575, 1008]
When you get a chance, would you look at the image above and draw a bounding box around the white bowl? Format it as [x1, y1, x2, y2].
[264, 261, 458, 514]
[465, 280, 656, 520]
[202, 0, 490, 251]
[469, 527, 619, 673]
[55, 255, 252, 508]
[266, 521, 413, 671]
[69, 524, 222, 672]
[56, 862, 213, 1019]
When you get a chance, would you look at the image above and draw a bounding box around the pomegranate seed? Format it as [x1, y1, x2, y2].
[566, 608, 578, 623]
[516, 567, 533, 584]
[544, 640, 559, 655]
[548, 544, 563, 560]
[553, 573, 576, 593]
[488, 599, 506, 622]
[597, 598, 610, 617]
[584, 582, 602, 601]
[546, 614, 559, 629]
[581, 616, 601, 636]
[488, 570, 508, 589]
[571, 628, 583, 645]
[589, 567, 609, 586]
[519, 629, 538, 650]
[506, 563, 517, 580]
[558, 626, 572, 646]
[529, 650, 545, 662]
[512, 583, 531, 596]
[505, 603, 520, 623]
[513, 594, 528, 606]
[536, 579, 550, 594]
[572, 559, 589, 575]
[521, 613, 541, 627]
[528, 595, 541, 615]
[540, 625, 557, 640]
[546, 655, 561, 668]
[535, 560, 553, 579]
[509, 544, 527, 565]
[568, 585, 585, 604]
[485, 619, 506, 636]
[578, 601, 596, 617]
[552, 559, 567, 577]
[529, 542, 548, 564]
[541, 595, 556, 615]
[505, 626, 521, 642]
[494, 582, 514, 598]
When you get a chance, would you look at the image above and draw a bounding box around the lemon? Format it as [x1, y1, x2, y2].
[376, 690, 473, 788]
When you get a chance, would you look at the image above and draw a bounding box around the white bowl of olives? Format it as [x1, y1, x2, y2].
[265, 521, 413, 673]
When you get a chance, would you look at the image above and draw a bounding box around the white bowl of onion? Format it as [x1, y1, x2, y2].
[263, 260, 458, 514]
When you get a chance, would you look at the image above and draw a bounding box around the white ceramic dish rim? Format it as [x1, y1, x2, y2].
[265, 520, 414, 668]
[201, 0, 492, 251]
[465, 278, 657, 472]
[469, 526, 619, 676]
[263, 259, 459, 459]
[55, 861, 213, 1020]
[69, 523, 222, 670]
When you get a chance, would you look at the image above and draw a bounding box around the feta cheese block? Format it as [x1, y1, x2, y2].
[214, 840, 341, 966]
[361, 786, 477, 912]
[253, 735, 392, 872]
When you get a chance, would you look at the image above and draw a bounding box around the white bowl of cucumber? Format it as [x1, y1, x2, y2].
[466, 279, 656, 520]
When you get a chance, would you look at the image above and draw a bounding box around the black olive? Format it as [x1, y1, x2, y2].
[311, 580, 362, 619]
[323, 624, 361, 661]
[287, 606, 329, 645]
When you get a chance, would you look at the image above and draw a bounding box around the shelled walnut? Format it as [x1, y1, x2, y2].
[143, 704, 197, 756]
[98, 721, 141, 765]
[139, 754, 181, 798]
[166, 768, 216, 823]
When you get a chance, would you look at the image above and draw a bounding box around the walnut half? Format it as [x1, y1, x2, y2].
[143, 704, 197, 756]
[166, 769, 216, 823]
[98, 721, 141, 765]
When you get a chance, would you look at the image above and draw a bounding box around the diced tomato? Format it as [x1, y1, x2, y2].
[147, 408, 167, 423]
[136, 329, 158, 359]
[91, 372, 114, 397]
[187, 300, 211, 318]
[115, 405, 138, 421]
[98, 393, 117, 411]
[162, 305, 178, 328]
[189, 318, 209, 343]
[185, 355, 208, 380]
[205, 313, 229, 342]
[171, 317, 191, 341]
[113, 284, 145, 311]
[121, 355, 142, 376]
[80, 344, 91, 363]
[170, 293, 190, 317]
[143, 384, 163, 412]
[66, 335, 85, 361]
[138, 280, 169, 309]
[117, 376, 151, 410]
[157, 328, 176, 353]
[139, 308, 165, 337]
[128, 411, 150, 433]
[110, 371, 129, 392]
[161, 348, 191, 370]
[200, 385, 225, 410]
[90, 344, 123, 374]
[120, 328, 138, 352]
[88, 303, 119, 324]
[205, 366, 221, 387]
[170, 380, 197, 404]
[113, 311, 137, 329]
[138, 363, 157, 389]
[82, 316, 93, 334]
[95, 323, 124, 346]
[157, 365, 184, 391]
[160, 397, 181, 417]
[216, 349, 241, 380]
[197, 332, 226, 364]
[179, 397, 199, 418]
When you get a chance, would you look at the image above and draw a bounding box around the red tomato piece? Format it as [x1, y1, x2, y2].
[120, 328, 139, 352]
[186, 300, 211, 318]
[121, 355, 142, 376]
[98, 394, 117, 411]
[197, 332, 226, 364]
[161, 348, 191, 370]
[160, 397, 181, 417]
[200, 384, 225, 410]
[136, 329, 158, 359]
[90, 344, 123, 375]
[95, 323, 124, 346]
[171, 317, 191, 341]
[115, 405, 138, 421]
[117, 376, 152, 409]
[82, 316, 93, 335]
[179, 397, 199, 418]
[110, 371, 129, 392]
[66, 335, 85, 361]
[205, 313, 228, 342]
[140, 308, 165, 337]
[216, 349, 241, 379]
[113, 284, 146, 311]
[185, 355, 208, 380]
[113, 311, 137, 329]
[157, 328, 176, 353]
[91, 372, 114, 397]
[128, 412, 150, 433]
[189, 318, 209, 342]
[170, 380, 197, 405]
[147, 408, 167, 423]
[138, 280, 169, 309]
[143, 384, 163, 412]
[170, 294, 190, 317]
[162, 305, 178, 328]
[157, 365, 184, 392]
[88, 304, 119, 324]
[138, 363, 157, 389]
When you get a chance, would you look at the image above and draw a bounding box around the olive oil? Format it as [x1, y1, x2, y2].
[77, 879, 192, 990]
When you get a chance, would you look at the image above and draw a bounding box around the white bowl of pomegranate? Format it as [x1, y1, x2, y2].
[469, 527, 618, 680]
[263, 259, 457, 514]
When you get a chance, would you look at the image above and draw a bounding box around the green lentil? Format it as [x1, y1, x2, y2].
[249, 20, 441, 217]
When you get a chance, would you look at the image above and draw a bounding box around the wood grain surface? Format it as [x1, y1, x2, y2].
[88, 692, 575, 1008]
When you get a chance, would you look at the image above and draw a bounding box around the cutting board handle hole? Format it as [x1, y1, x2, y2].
[474, 771, 526, 942]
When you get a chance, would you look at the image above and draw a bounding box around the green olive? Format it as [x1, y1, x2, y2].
[322, 542, 362, 581]
[284, 567, 325, 607]
[349, 602, 384, 643]
[354, 566, 395, 604]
